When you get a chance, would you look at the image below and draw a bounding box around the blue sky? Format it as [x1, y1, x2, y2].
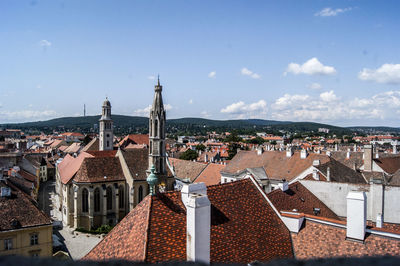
[1, 0, 400, 126]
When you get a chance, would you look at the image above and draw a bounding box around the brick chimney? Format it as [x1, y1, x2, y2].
[364, 145, 373, 172]
[186, 192, 211, 263]
[346, 191, 366, 241]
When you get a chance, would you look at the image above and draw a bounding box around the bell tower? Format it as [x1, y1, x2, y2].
[148, 77, 166, 175]
[99, 97, 113, 151]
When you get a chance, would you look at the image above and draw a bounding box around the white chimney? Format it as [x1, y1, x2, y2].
[393, 144, 398, 155]
[353, 144, 357, 152]
[376, 214, 383, 228]
[204, 154, 208, 163]
[312, 168, 320, 180]
[313, 160, 320, 166]
[335, 143, 338, 151]
[326, 167, 331, 181]
[326, 151, 331, 157]
[186, 193, 211, 263]
[286, 147, 293, 158]
[300, 149, 308, 159]
[278, 180, 289, 191]
[375, 153, 379, 159]
[346, 191, 366, 241]
[257, 146, 263, 155]
[346, 149, 351, 159]
[181, 183, 207, 207]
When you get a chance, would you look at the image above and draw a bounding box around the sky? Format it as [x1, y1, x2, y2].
[1, 0, 400, 127]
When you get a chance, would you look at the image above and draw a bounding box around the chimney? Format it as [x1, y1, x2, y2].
[353, 163, 357, 171]
[257, 146, 263, 155]
[364, 145, 373, 172]
[312, 168, 320, 180]
[286, 147, 293, 158]
[326, 151, 331, 157]
[326, 167, 331, 181]
[346, 191, 366, 241]
[181, 183, 207, 207]
[346, 149, 351, 159]
[393, 144, 398, 155]
[313, 160, 320, 166]
[186, 192, 211, 263]
[375, 153, 379, 159]
[300, 149, 308, 159]
[335, 143, 338, 151]
[204, 154, 208, 163]
[278, 179, 289, 191]
[376, 214, 383, 228]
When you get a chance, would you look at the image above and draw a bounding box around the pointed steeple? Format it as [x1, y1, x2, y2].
[148, 78, 166, 176]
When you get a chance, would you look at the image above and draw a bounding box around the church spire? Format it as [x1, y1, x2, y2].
[148, 78, 166, 176]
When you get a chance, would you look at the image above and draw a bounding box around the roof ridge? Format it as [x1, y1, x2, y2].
[192, 162, 210, 183]
[144, 195, 153, 262]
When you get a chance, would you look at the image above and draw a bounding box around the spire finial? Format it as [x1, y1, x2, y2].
[157, 74, 160, 86]
[146, 165, 158, 196]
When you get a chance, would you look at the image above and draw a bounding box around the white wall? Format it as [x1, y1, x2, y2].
[300, 180, 400, 224]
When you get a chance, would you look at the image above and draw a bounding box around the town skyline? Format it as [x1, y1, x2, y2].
[1, 0, 400, 126]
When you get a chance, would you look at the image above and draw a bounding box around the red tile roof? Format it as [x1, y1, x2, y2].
[74, 157, 125, 183]
[194, 163, 225, 186]
[267, 182, 339, 220]
[0, 181, 51, 231]
[84, 179, 294, 263]
[118, 134, 149, 147]
[292, 219, 400, 259]
[223, 150, 330, 181]
[374, 156, 400, 174]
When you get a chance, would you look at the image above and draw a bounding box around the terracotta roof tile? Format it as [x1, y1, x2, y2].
[292, 220, 400, 259]
[168, 158, 207, 182]
[0, 181, 51, 231]
[194, 163, 225, 186]
[267, 182, 339, 220]
[74, 157, 125, 183]
[85, 179, 294, 263]
[223, 150, 330, 181]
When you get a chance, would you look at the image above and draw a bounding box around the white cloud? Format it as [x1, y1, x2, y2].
[320, 90, 338, 102]
[315, 7, 352, 17]
[200, 111, 211, 118]
[221, 100, 267, 118]
[188, 99, 193, 104]
[147, 76, 156, 80]
[285, 57, 336, 76]
[309, 82, 322, 90]
[0, 109, 57, 122]
[358, 64, 400, 84]
[269, 90, 400, 123]
[208, 71, 216, 78]
[133, 104, 173, 117]
[241, 68, 261, 79]
[39, 40, 52, 47]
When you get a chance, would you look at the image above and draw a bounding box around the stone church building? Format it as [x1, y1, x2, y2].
[55, 80, 175, 230]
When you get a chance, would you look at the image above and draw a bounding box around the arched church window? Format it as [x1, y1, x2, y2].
[106, 186, 112, 210]
[138, 186, 143, 203]
[82, 188, 88, 213]
[107, 140, 110, 147]
[119, 185, 124, 209]
[94, 188, 100, 212]
[155, 120, 158, 137]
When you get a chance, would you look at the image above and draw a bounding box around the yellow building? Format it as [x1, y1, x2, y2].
[0, 180, 53, 257]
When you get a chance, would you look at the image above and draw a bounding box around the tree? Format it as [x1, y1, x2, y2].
[246, 136, 265, 145]
[195, 144, 206, 151]
[227, 143, 241, 160]
[179, 149, 198, 161]
[82, 135, 92, 145]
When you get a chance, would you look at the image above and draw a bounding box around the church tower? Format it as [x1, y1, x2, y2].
[99, 97, 113, 151]
[148, 77, 166, 175]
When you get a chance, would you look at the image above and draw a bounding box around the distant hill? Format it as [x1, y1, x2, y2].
[0, 115, 353, 135]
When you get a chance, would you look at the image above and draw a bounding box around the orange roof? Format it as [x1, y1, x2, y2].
[59, 152, 94, 184]
[194, 163, 225, 186]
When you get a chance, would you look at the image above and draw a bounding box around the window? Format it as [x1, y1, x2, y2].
[30, 233, 38, 245]
[119, 185, 124, 209]
[82, 188, 88, 213]
[4, 239, 12, 250]
[154, 120, 158, 137]
[106, 186, 112, 210]
[94, 188, 100, 212]
[138, 186, 143, 203]
[107, 140, 110, 147]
